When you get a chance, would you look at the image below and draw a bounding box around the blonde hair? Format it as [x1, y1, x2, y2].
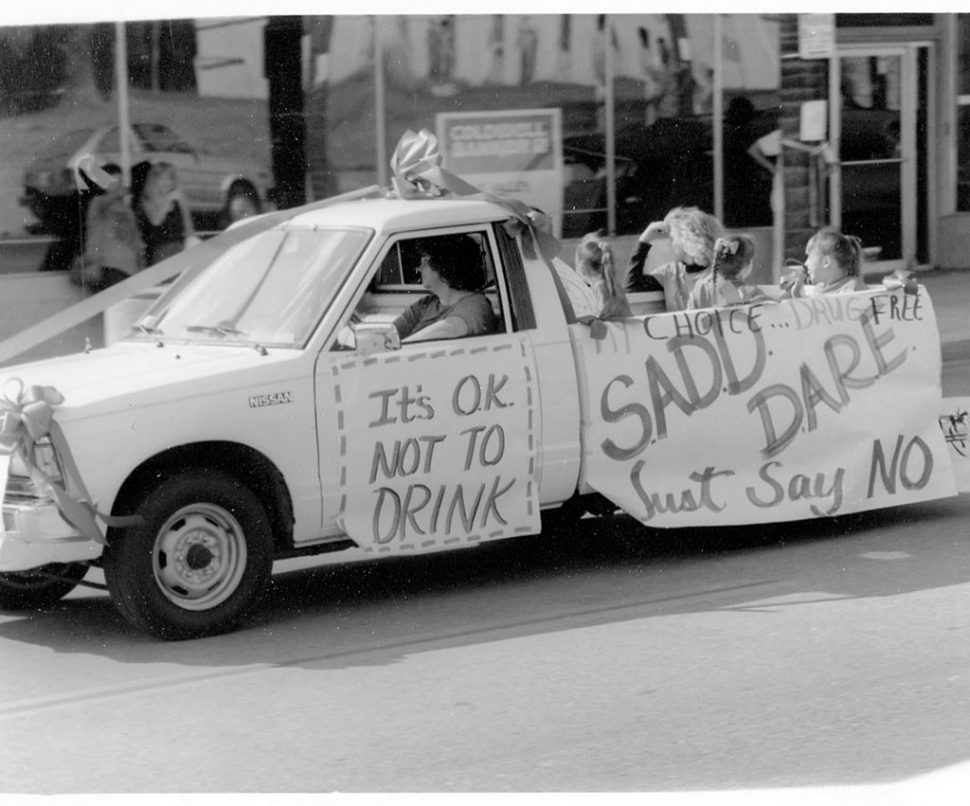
[808, 228, 865, 277]
[664, 206, 725, 267]
[575, 231, 631, 319]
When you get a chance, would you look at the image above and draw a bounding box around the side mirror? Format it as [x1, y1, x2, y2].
[354, 322, 401, 355]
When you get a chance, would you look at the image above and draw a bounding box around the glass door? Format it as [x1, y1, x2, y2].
[830, 46, 927, 275]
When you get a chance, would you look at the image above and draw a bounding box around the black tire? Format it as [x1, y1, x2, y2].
[0, 563, 89, 610]
[104, 470, 274, 640]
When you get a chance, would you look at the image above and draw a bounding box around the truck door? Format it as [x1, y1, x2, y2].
[314, 227, 543, 556]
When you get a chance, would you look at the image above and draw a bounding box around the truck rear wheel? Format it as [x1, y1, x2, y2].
[0, 563, 89, 610]
[104, 470, 273, 640]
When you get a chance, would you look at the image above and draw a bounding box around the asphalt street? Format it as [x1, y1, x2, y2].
[2, 239, 970, 797]
[2, 495, 970, 795]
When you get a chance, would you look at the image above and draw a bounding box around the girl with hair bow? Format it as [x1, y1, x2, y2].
[688, 234, 765, 309]
[573, 231, 632, 319]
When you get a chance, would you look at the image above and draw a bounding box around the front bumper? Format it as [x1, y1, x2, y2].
[1, 501, 101, 571]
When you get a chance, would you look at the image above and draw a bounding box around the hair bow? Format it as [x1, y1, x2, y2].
[715, 237, 740, 256]
[389, 130, 561, 261]
[389, 129, 480, 199]
[1, 377, 140, 545]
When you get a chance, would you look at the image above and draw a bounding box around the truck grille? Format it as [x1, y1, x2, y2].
[4, 474, 46, 503]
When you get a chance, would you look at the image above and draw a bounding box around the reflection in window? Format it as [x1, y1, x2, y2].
[838, 54, 905, 261]
[134, 123, 185, 153]
[959, 107, 970, 212]
[99, 128, 121, 153]
[958, 16, 970, 212]
[307, 14, 782, 238]
[148, 228, 371, 348]
[722, 96, 778, 228]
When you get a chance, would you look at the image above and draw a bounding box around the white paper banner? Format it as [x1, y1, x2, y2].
[330, 339, 541, 553]
[577, 288, 956, 526]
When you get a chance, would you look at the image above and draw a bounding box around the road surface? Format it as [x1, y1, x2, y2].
[2, 493, 970, 794]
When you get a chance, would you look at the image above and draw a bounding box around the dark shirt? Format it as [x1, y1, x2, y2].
[136, 201, 186, 266]
[625, 242, 665, 293]
[394, 293, 497, 340]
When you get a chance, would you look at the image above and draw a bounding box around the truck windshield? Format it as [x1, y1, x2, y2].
[141, 228, 371, 349]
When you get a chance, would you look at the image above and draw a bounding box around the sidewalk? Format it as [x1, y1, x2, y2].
[906, 268, 970, 355]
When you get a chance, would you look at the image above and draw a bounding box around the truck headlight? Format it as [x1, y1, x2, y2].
[7, 439, 62, 501]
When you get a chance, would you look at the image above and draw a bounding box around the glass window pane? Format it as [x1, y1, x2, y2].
[99, 128, 121, 152]
[1, 19, 271, 265]
[958, 106, 970, 212]
[839, 55, 904, 260]
[309, 14, 782, 238]
[956, 16, 970, 212]
[957, 15, 970, 96]
[719, 15, 782, 229]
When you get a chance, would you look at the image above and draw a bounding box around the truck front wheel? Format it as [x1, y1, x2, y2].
[104, 471, 273, 640]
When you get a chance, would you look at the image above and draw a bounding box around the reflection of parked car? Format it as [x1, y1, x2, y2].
[20, 122, 273, 233]
[562, 145, 646, 238]
[562, 118, 715, 238]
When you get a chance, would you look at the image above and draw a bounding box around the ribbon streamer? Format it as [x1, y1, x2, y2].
[390, 129, 482, 199]
[389, 129, 561, 263]
[882, 269, 918, 296]
[1, 378, 140, 544]
[572, 315, 609, 340]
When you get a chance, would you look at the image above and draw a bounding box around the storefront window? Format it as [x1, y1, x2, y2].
[716, 15, 781, 229]
[0, 13, 785, 267]
[957, 15, 970, 211]
[0, 19, 270, 272]
[308, 14, 777, 238]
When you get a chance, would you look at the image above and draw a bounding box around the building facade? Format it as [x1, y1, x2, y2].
[203, 14, 970, 277]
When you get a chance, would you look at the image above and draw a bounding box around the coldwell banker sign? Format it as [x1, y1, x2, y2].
[436, 109, 564, 236]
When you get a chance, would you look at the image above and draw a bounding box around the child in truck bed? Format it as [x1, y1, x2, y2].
[688, 235, 766, 309]
[626, 206, 724, 311]
[573, 231, 632, 319]
[784, 227, 869, 297]
[553, 232, 632, 321]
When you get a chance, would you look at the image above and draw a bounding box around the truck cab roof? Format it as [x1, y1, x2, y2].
[280, 196, 513, 235]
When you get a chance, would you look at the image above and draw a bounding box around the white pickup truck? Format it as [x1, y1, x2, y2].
[1, 190, 967, 639]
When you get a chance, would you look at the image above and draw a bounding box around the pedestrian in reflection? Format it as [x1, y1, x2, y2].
[133, 161, 199, 265]
[80, 163, 144, 292]
[723, 97, 774, 227]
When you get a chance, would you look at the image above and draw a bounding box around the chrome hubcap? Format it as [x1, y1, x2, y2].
[153, 503, 247, 610]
